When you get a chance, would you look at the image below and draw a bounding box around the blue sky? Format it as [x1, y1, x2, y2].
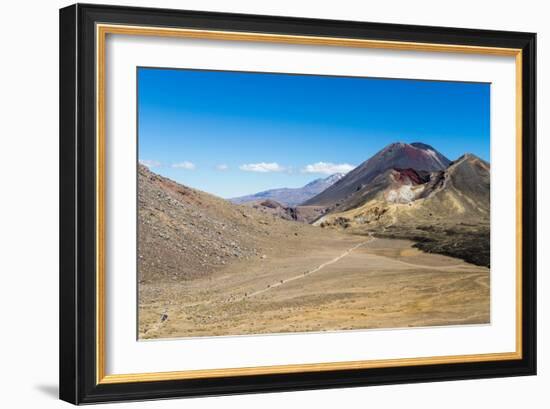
[138, 67, 490, 198]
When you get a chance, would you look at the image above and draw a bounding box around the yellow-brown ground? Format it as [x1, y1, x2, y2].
[139, 235, 489, 339]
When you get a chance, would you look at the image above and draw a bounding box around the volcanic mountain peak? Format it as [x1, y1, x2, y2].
[304, 142, 451, 206]
[445, 153, 490, 178]
[410, 142, 434, 150]
[313, 150, 491, 266]
[451, 152, 489, 169]
[316, 150, 490, 227]
[374, 141, 450, 169]
[441, 153, 490, 205]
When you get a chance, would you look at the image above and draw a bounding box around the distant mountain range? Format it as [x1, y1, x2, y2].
[230, 173, 345, 206]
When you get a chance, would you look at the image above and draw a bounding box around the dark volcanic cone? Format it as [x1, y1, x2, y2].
[315, 153, 490, 266]
[304, 142, 450, 206]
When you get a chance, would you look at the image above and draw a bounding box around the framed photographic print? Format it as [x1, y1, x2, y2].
[59, 3, 536, 404]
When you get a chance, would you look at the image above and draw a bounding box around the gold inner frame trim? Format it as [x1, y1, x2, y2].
[96, 23, 523, 385]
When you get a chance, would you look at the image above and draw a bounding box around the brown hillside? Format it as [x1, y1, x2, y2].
[138, 165, 326, 282]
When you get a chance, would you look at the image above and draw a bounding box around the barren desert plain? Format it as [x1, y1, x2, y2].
[138, 142, 490, 339]
[139, 221, 489, 339]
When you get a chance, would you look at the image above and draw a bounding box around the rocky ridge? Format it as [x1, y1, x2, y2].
[138, 165, 319, 282]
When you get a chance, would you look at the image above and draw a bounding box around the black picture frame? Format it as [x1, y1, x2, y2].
[60, 3, 536, 404]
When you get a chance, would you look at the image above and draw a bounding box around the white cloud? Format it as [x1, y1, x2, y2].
[239, 162, 286, 173]
[171, 161, 196, 170]
[301, 162, 355, 175]
[139, 159, 161, 168]
[216, 164, 229, 171]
